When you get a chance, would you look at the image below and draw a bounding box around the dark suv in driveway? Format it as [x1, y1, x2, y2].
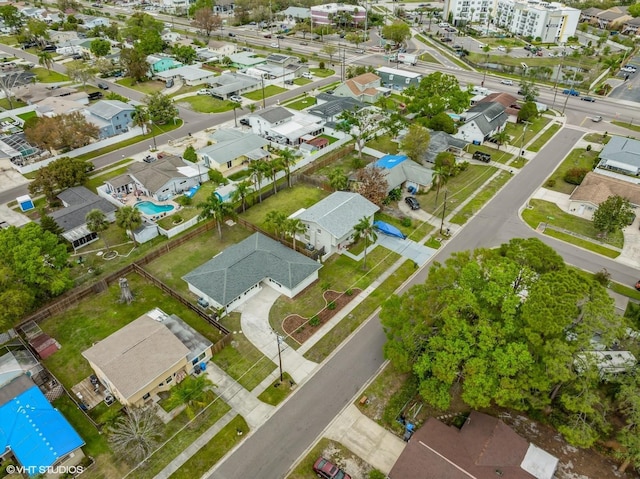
[405, 196, 420, 210]
[313, 457, 351, 479]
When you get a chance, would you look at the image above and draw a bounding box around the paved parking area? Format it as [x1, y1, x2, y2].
[376, 234, 436, 267]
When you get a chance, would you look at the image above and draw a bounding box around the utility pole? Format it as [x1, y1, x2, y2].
[261, 76, 266, 109]
[551, 45, 566, 109]
[439, 188, 448, 234]
[520, 120, 530, 158]
[275, 333, 284, 382]
[561, 54, 583, 115]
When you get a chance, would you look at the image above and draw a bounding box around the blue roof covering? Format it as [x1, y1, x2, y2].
[374, 154, 408, 170]
[374, 220, 406, 239]
[0, 385, 84, 473]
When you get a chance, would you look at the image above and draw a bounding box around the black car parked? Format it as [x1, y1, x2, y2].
[405, 196, 420, 210]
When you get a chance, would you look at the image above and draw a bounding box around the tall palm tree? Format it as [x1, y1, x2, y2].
[230, 101, 242, 127]
[285, 218, 306, 251]
[115, 205, 143, 246]
[38, 51, 54, 73]
[132, 105, 150, 135]
[431, 166, 448, 208]
[197, 192, 237, 239]
[493, 130, 510, 151]
[85, 209, 110, 251]
[248, 160, 268, 203]
[265, 210, 288, 239]
[164, 375, 214, 420]
[267, 157, 283, 195]
[279, 148, 297, 188]
[231, 180, 253, 213]
[353, 216, 377, 270]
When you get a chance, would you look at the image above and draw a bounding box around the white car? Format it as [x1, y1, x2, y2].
[500, 79, 513, 85]
[622, 66, 637, 73]
[197, 89, 212, 95]
[497, 46, 506, 52]
[438, 22, 450, 27]
[302, 72, 313, 79]
[270, 42, 279, 48]
[229, 95, 243, 102]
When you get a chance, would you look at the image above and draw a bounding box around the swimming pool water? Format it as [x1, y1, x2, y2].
[135, 201, 175, 215]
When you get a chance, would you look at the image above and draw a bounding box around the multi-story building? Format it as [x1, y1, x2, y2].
[443, 0, 579, 43]
[310, 3, 366, 26]
[494, 0, 580, 43]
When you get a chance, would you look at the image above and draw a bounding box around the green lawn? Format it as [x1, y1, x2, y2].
[0, 99, 26, 110]
[40, 273, 226, 388]
[168, 415, 249, 479]
[243, 85, 287, 100]
[169, 84, 202, 98]
[419, 51, 438, 63]
[294, 77, 312, 86]
[31, 67, 68, 83]
[356, 361, 411, 426]
[544, 148, 599, 195]
[178, 96, 236, 113]
[241, 185, 330, 228]
[522, 199, 623, 250]
[304, 260, 415, 363]
[467, 144, 513, 164]
[286, 96, 317, 110]
[583, 132, 610, 144]
[310, 68, 335, 78]
[116, 78, 165, 95]
[527, 123, 561, 152]
[374, 212, 434, 241]
[365, 134, 398, 155]
[504, 116, 550, 149]
[611, 121, 640, 134]
[450, 171, 511, 225]
[257, 372, 295, 405]
[213, 313, 277, 391]
[17, 111, 37, 121]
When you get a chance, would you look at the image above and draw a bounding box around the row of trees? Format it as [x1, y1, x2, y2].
[380, 238, 640, 466]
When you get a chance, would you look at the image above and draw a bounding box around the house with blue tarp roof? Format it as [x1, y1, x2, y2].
[363, 154, 434, 193]
[0, 375, 85, 475]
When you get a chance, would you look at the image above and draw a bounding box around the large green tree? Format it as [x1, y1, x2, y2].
[400, 124, 430, 163]
[336, 106, 386, 159]
[115, 206, 143, 246]
[144, 92, 178, 126]
[90, 38, 111, 57]
[0, 5, 23, 30]
[28, 157, 92, 203]
[405, 72, 470, 118]
[172, 45, 197, 65]
[120, 47, 150, 84]
[593, 195, 634, 236]
[381, 21, 411, 46]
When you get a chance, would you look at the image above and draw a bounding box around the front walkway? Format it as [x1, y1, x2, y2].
[375, 234, 437, 267]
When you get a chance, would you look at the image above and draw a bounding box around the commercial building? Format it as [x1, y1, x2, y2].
[310, 3, 366, 26]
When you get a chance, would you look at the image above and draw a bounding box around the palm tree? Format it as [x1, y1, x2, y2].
[85, 208, 110, 251]
[132, 105, 150, 134]
[431, 166, 448, 208]
[197, 192, 237, 239]
[248, 160, 268, 203]
[265, 210, 288, 239]
[231, 180, 253, 213]
[285, 218, 307, 251]
[115, 206, 143, 246]
[279, 148, 297, 188]
[248, 103, 257, 114]
[164, 375, 214, 420]
[267, 157, 283, 195]
[38, 51, 54, 73]
[108, 407, 162, 464]
[493, 130, 510, 151]
[230, 101, 242, 127]
[353, 216, 377, 270]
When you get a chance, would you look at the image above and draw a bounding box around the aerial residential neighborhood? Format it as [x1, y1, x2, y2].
[1, 0, 640, 478]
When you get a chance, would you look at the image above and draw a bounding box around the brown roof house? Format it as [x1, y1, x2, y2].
[333, 72, 382, 104]
[477, 92, 521, 117]
[82, 308, 213, 407]
[569, 171, 640, 220]
[389, 411, 558, 479]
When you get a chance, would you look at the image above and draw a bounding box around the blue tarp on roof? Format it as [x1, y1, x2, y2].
[374, 221, 406, 239]
[374, 154, 408, 170]
[0, 385, 84, 474]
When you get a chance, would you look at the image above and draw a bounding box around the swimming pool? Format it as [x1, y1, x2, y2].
[135, 201, 175, 215]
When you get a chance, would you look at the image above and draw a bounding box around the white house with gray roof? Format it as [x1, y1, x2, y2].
[155, 66, 216, 86]
[183, 233, 322, 311]
[207, 72, 261, 100]
[291, 192, 379, 257]
[197, 129, 269, 174]
[598, 136, 640, 177]
[86, 99, 136, 139]
[454, 102, 508, 145]
[250, 106, 325, 145]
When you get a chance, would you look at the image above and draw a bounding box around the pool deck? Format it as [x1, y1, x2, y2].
[121, 194, 180, 222]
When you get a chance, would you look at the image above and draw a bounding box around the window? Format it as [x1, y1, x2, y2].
[405, 78, 410, 84]
[143, 392, 151, 400]
[198, 352, 206, 361]
[317, 229, 321, 234]
[388, 74, 394, 81]
[227, 161, 233, 168]
[166, 376, 173, 384]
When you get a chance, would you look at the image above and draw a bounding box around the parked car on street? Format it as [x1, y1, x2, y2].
[270, 42, 279, 48]
[562, 88, 580, 96]
[581, 96, 596, 102]
[500, 79, 513, 85]
[97, 82, 109, 90]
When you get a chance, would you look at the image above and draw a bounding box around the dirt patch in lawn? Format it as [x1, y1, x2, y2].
[282, 289, 361, 344]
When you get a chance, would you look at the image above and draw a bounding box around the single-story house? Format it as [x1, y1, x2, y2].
[358, 154, 434, 193]
[197, 129, 269, 173]
[208, 72, 261, 100]
[422, 130, 468, 164]
[86, 99, 136, 139]
[49, 186, 116, 250]
[249, 106, 324, 145]
[568, 171, 640, 220]
[307, 93, 365, 124]
[183, 232, 322, 312]
[597, 135, 640, 176]
[389, 411, 558, 479]
[0, 375, 85, 473]
[82, 308, 213, 407]
[78, 15, 110, 29]
[106, 155, 206, 201]
[332, 72, 382, 103]
[229, 52, 267, 69]
[375, 66, 423, 91]
[147, 54, 182, 74]
[454, 102, 508, 144]
[292, 192, 379, 256]
[34, 96, 87, 117]
[155, 66, 216, 86]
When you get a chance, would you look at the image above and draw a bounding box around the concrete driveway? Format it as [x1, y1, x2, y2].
[375, 234, 437, 267]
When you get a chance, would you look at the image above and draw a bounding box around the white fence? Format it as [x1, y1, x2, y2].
[158, 215, 201, 239]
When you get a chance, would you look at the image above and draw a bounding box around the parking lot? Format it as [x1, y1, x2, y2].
[608, 54, 640, 103]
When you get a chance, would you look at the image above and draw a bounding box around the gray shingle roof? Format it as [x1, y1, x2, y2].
[50, 186, 115, 233]
[308, 96, 364, 120]
[128, 155, 189, 193]
[87, 99, 134, 120]
[423, 131, 468, 163]
[182, 233, 321, 307]
[464, 102, 508, 136]
[600, 136, 640, 169]
[296, 192, 379, 238]
[197, 129, 268, 165]
[254, 106, 294, 123]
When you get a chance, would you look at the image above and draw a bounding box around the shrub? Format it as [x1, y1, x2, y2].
[401, 217, 412, 227]
[319, 61, 325, 69]
[176, 195, 192, 206]
[321, 281, 331, 292]
[369, 471, 386, 479]
[388, 188, 402, 201]
[586, 144, 592, 152]
[309, 315, 320, 327]
[350, 156, 365, 170]
[545, 178, 556, 187]
[345, 289, 353, 296]
[172, 214, 183, 223]
[564, 167, 589, 185]
[327, 301, 336, 310]
[594, 268, 611, 286]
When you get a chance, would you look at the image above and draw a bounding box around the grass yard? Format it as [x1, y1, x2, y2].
[509, 156, 528, 169]
[40, 273, 226, 388]
[31, 67, 68, 83]
[356, 362, 411, 425]
[214, 313, 277, 391]
[243, 85, 287, 100]
[543, 148, 598, 195]
[527, 122, 561, 152]
[257, 372, 295, 405]
[319, 81, 341, 92]
[240, 185, 330, 228]
[318, 134, 339, 144]
[310, 68, 335, 78]
[583, 132, 611, 144]
[417, 165, 499, 216]
[168, 415, 249, 479]
[84, 164, 132, 192]
[169, 84, 202, 98]
[115, 78, 165, 95]
[450, 171, 511, 225]
[227, 169, 251, 181]
[286, 96, 317, 110]
[467, 144, 513, 164]
[288, 438, 377, 479]
[374, 212, 434, 241]
[419, 51, 438, 63]
[611, 121, 640, 134]
[294, 77, 312, 86]
[365, 134, 398, 155]
[17, 111, 37, 121]
[504, 116, 551, 148]
[304, 260, 415, 363]
[522, 199, 623, 250]
[0, 99, 26, 110]
[178, 96, 235, 113]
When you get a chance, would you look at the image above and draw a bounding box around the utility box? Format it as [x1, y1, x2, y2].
[17, 195, 34, 212]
